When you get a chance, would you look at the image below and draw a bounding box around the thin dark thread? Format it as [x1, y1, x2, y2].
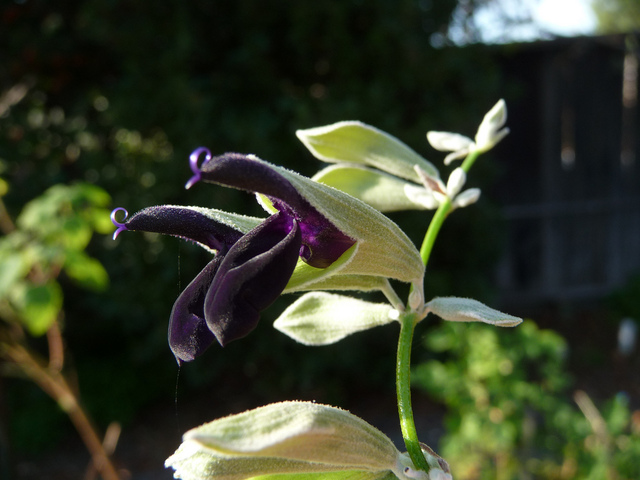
[175, 245, 182, 433]
[175, 364, 182, 434]
[177, 244, 181, 293]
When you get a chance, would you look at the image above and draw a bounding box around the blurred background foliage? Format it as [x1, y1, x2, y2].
[0, 0, 503, 460]
[414, 321, 640, 479]
[1, 0, 639, 479]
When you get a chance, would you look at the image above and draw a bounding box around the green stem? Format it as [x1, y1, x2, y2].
[396, 312, 429, 472]
[460, 149, 480, 173]
[397, 150, 484, 472]
[419, 198, 451, 269]
[419, 149, 481, 268]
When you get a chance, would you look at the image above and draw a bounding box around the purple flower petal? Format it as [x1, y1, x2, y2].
[192, 152, 355, 268]
[169, 258, 220, 364]
[197, 153, 305, 209]
[114, 205, 244, 251]
[295, 210, 356, 269]
[204, 212, 302, 346]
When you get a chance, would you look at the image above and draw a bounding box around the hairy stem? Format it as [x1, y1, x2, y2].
[381, 280, 405, 312]
[398, 150, 484, 472]
[396, 312, 429, 472]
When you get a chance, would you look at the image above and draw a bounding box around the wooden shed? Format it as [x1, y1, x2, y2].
[492, 34, 640, 305]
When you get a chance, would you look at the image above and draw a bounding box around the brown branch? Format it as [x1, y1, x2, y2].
[46, 317, 65, 372]
[2, 342, 121, 480]
[84, 422, 122, 480]
[0, 198, 15, 235]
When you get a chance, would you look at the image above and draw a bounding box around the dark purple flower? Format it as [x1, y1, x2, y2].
[112, 148, 356, 363]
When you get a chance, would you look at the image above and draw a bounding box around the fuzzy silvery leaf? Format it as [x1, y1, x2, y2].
[274, 292, 398, 345]
[166, 446, 348, 480]
[313, 165, 435, 212]
[165, 401, 403, 480]
[426, 131, 473, 153]
[451, 188, 481, 209]
[285, 264, 405, 311]
[425, 297, 522, 327]
[445, 168, 466, 198]
[403, 184, 441, 210]
[257, 164, 425, 285]
[297, 121, 439, 182]
[283, 245, 359, 293]
[252, 471, 397, 480]
[426, 131, 473, 166]
[167, 450, 396, 480]
[285, 255, 402, 299]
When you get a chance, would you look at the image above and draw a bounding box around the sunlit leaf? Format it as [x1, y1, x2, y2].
[61, 216, 92, 250]
[12, 281, 63, 336]
[425, 297, 522, 327]
[313, 165, 435, 212]
[166, 402, 402, 480]
[297, 121, 439, 182]
[274, 292, 397, 345]
[64, 251, 109, 291]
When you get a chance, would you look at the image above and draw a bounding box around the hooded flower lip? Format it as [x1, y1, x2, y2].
[188, 148, 356, 269]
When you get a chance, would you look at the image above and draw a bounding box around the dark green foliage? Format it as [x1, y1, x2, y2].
[0, 0, 503, 453]
[413, 320, 640, 479]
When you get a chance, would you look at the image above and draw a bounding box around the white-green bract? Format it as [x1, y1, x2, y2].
[166, 401, 452, 480]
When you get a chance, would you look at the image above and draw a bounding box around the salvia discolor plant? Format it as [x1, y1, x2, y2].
[111, 99, 520, 480]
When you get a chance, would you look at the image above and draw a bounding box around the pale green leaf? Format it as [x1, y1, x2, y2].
[274, 292, 397, 346]
[312, 165, 434, 212]
[12, 281, 63, 335]
[284, 246, 359, 293]
[64, 251, 109, 291]
[167, 445, 349, 480]
[0, 251, 30, 298]
[286, 269, 391, 295]
[296, 121, 439, 182]
[425, 297, 522, 327]
[92, 208, 119, 235]
[426, 131, 473, 153]
[71, 183, 111, 208]
[254, 470, 397, 480]
[177, 402, 399, 471]
[61, 216, 93, 250]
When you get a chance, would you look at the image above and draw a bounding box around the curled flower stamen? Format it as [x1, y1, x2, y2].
[186, 147, 212, 189]
[111, 207, 129, 240]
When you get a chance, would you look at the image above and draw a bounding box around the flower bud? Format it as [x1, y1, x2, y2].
[474, 99, 509, 152]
